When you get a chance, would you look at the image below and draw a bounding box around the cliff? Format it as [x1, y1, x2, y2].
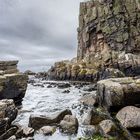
[47, 0, 140, 81]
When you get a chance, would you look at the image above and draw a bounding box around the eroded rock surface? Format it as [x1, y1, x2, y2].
[29, 109, 72, 130]
[0, 99, 18, 139]
[59, 115, 79, 134]
[0, 61, 28, 104]
[47, 0, 140, 82]
[97, 77, 140, 109]
[116, 106, 140, 129]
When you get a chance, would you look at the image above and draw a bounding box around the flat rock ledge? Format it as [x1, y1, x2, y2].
[97, 77, 140, 109]
[0, 60, 28, 104]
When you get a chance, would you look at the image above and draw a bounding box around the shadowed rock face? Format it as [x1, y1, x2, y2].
[0, 61, 28, 104]
[0, 99, 18, 135]
[47, 0, 140, 81]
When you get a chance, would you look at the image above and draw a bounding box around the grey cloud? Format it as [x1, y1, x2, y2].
[0, 0, 83, 71]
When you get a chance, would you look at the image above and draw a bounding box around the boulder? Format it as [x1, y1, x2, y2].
[29, 109, 72, 130]
[97, 77, 140, 109]
[116, 106, 140, 129]
[81, 125, 97, 137]
[82, 109, 92, 125]
[22, 127, 34, 137]
[99, 120, 117, 136]
[90, 109, 110, 125]
[82, 108, 110, 125]
[59, 115, 79, 134]
[38, 126, 56, 135]
[14, 124, 34, 138]
[79, 93, 97, 107]
[0, 73, 28, 104]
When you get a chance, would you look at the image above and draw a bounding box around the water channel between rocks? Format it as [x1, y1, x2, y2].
[14, 77, 95, 140]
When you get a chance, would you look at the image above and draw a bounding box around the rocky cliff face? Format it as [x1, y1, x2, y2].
[0, 61, 28, 104]
[77, 0, 140, 76]
[47, 0, 140, 81]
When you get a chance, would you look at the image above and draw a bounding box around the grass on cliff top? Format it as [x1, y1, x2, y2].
[78, 135, 116, 140]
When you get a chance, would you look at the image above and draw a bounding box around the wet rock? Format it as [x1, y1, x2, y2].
[81, 125, 97, 137]
[28, 79, 36, 85]
[7, 135, 16, 140]
[116, 106, 140, 129]
[57, 83, 71, 89]
[23, 127, 34, 137]
[60, 115, 78, 134]
[97, 77, 140, 109]
[99, 119, 117, 136]
[29, 109, 72, 130]
[15, 125, 24, 139]
[33, 84, 44, 88]
[82, 108, 110, 125]
[47, 85, 53, 88]
[83, 84, 97, 92]
[79, 93, 97, 107]
[82, 109, 92, 125]
[0, 126, 18, 140]
[91, 108, 110, 125]
[62, 90, 70, 93]
[38, 126, 56, 135]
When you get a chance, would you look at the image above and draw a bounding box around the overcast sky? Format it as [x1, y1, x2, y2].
[0, 0, 83, 71]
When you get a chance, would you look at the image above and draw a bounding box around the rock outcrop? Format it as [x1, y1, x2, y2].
[77, 0, 140, 77]
[29, 109, 72, 130]
[97, 77, 140, 109]
[0, 99, 18, 139]
[47, 0, 140, 82]
[59, 115, 79, 134]
[116, 106, 140, 129]
[0, 61, 28, 104]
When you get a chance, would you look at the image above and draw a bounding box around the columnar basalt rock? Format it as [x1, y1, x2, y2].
[0, 61, 28, 104]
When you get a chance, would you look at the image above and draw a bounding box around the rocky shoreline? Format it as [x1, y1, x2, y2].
[0, 0, 140, 140]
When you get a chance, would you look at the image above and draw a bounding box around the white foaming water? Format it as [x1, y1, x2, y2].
[14, 78, 92, 140]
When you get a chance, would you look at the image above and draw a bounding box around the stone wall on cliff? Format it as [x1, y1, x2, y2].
[77, 0, 140, 76]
